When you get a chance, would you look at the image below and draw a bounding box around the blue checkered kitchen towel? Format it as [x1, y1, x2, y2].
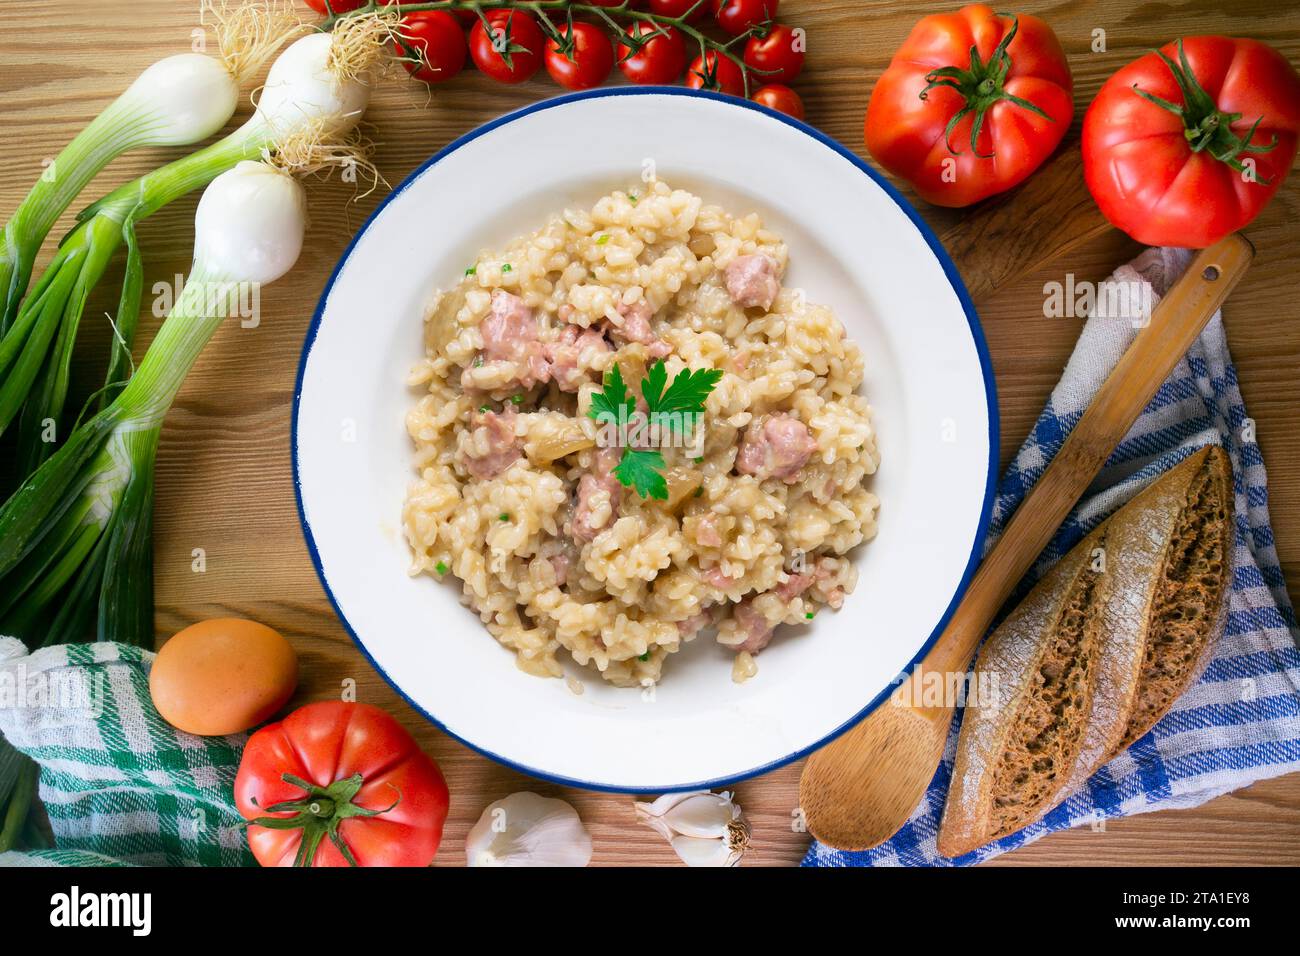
[806, 247, 1300, 866]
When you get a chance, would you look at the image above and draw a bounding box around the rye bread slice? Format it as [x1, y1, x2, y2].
[937, 536, 1110, 858]
[1117, 445, 1232, 749]
[1059, 448, 1224, 795]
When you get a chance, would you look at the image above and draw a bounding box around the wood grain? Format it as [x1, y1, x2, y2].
[1, 0, 1297, 867]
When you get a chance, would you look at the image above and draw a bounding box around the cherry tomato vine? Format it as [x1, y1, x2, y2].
[315, 0, 806, 113]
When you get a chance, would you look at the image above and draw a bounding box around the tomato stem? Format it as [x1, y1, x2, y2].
[1131, 39, 1278, 180]
[324, 1, 766, 98]
[917, 13, 1055, 158]
[247, 772, 401, 867]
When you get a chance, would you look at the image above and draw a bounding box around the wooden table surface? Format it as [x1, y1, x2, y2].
[2, 0, 1298, 866]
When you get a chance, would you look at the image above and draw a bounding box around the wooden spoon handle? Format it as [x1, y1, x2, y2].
[924, 234, 1254, 679]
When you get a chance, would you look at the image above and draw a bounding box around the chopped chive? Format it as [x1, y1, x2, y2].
[478, 404, 491, 412]
[693, 486, 703, 497]
[628, 193, 638, 205]
[464, 266, 476, 276]
[692, 456, 703, 463]
[638, 651, 650, 662]
[435, 560, 448, 575]
[805, 611, 815, 620]
[499, 513, 510, 522]
[595, 234, 610, 245]
[501, 263, 512, 273]
[510, 394, 524, 404]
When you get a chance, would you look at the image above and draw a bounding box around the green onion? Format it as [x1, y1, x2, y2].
[502, 264, 513, 273]
[0, 52, 243, 334]
[465, 266, 477, 276]
[499, 513, 511, 522]
[0, 32, 373, 473]
[435, 560, 448, 575]
[0, 757, 38, 853]
[0, 162, 307, 648]
[510, 394, 523, 404]
[639, 651, 651, 662]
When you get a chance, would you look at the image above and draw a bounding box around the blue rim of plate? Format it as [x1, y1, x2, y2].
[292, 86, 999, 795]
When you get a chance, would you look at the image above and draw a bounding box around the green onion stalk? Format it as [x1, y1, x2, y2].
[0, 159, 306, 647]
[0, 27, 372, 482]
[0, 159, 308, 840]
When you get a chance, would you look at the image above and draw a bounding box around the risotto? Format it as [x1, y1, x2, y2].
[403, 181, 880, 686]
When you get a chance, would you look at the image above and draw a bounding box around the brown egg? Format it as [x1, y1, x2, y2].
[150, 619, 298, 736]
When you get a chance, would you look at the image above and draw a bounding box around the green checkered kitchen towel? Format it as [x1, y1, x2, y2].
[0, 637, 253, 866]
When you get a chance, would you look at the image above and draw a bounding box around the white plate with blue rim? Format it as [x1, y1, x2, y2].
[293, 87, 997, 793]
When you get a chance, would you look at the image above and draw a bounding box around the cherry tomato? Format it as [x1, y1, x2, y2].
[235, 702, 449, 867]
[394, 11, 467, 84]
[744, 23, 803, 85]
[618, 23, 688, 85]
[304, 0, 366, 14]
[752, 83, 804, 119]
[711, 0, 778, 37]
[546, 22, 615, 91]
[865, 5, 1072, 207]
[469, 9, 545, 84]
[685, 51, 745, 96]
[649, 0, 709, 22]
[1083, 36, 1300, 248]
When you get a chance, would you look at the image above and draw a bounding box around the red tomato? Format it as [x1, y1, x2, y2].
[752, 83, 804, 119]
[1083, 36, 1300, 248]
[304, 0, 365, 14]
[469, 9, 545, 84]
[618, 23, 688, 85]
[395, 11, 467, 84]
[711, 0, 777, 37]
[235, 702, 449, 867]
[743, 24, 803, 86]
[865, 5, 1072, 207]
[649, 0, 708, 21]
[686, 51, 745, 96]
[545, 22, 615, 90]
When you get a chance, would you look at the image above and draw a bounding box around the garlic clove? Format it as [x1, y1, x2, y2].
[661, 792, 737, 839]
[465, 791, 593, 867]
[670, 834, 740, 867]
[635, 789, 750, 866]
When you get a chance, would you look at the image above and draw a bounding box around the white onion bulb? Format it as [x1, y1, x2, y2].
[255, 33, 372, 139]
[193, 160, 306, 285]
[122, 53, 240, 147]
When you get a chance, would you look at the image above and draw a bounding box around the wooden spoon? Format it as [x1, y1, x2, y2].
[799, 233, 1255, 852]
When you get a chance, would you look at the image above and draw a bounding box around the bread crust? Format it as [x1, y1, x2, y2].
[938, 540, 1108, 858]
[1060, 448, 1217, 795]
[937, 446, 1234, 857]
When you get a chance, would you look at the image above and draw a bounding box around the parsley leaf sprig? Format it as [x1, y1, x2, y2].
[587, 359, 722, 501]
